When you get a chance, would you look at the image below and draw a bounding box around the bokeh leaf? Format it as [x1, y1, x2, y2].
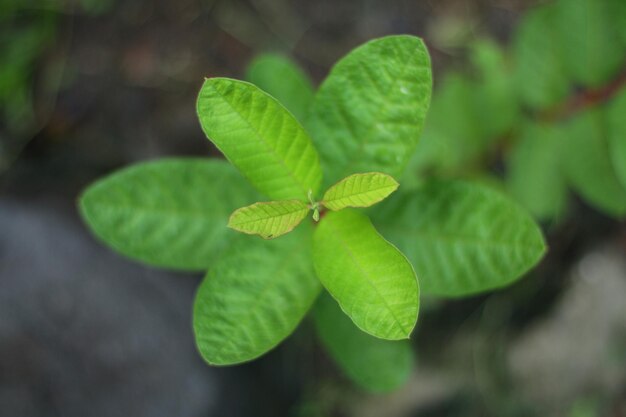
[312, 209, 419, 340]
[228, 200, 309, 239]
[507, 122, 568, 220]
[314, 292, 414, 392]
[79, 158, 257, 270]
[554, 0, 623, 87]
[563, 109, 626, 217]
[197, 77, 322, 201]
[307, 35, 432, 186]
[245, 53, 314, 123]
[194, 226, 321, 365]
[373, 180, 546, 297]
[322, 172, 399, 211]
[512, 3, 570, 110]
[607, 87, 626, 190]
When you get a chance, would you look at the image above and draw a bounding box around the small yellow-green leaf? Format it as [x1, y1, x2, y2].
[312, 209, 419, 340]
[322, 172, 399, 211]
[228, 200, 309, 239]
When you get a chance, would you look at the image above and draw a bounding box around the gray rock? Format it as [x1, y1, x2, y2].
[0, 199, 218, 417]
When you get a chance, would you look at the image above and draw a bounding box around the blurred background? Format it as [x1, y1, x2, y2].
[1, 0, 625, 416]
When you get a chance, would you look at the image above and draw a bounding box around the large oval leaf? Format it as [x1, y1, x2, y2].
[307, 35, 432, 186]
[193, 225, 321, 365]
[314, 292, 414, 392]
[373, 180, 546, 297]
[312, 209, 419, 340]
[245, 53, 314, 123]
[79, 158, 257, 270]
[197, 77, 322, 201]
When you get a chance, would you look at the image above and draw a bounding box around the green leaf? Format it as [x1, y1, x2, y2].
[373, 180, 546, 297]
[563, 109, 626, 217]
[322, 172, 399, 211]
[194, 225, 322, 365]
[507, 121, 568, 220]
[554, 0, 623, 87]
[608, 0, 626, 46]
[79, 158, 257, 270]
[469, 38, 519, 139]
[512, 3, 570, 110]
[245, 53, 314, 123]
[307, 35, 432, 186]
[607, 87, 626, 190]
[312, 209, 419, 340]
[228, 200, 309, 239]
[197, 77, 322, 201]
[314, 292, 414, 392]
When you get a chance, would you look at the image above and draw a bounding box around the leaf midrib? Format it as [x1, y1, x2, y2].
[208, 81, 312, 199]
[325, 183, 397, 205]
[326, 220, 409, 338]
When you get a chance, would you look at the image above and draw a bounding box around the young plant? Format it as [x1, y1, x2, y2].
[79, 35, 546, 392]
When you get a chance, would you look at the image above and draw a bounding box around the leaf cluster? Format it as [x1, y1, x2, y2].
[80, 35, 546, 392]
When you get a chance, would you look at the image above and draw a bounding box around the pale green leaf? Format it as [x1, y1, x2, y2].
[607, 87, 626, 190]
[245, 53, 314, 123]
[563, 109, 626, 217]
[373, 181, 546, 297]
[228, 200, 309, 239]
[507, 121, 568, 220]
[322, 172, 399, 211]
[197, 77, 322, 201]
[312, 209, 419, 340]
[79, 158, 257, 270]
[512, 3, 570, 110]
[307, 35, 432, 186]
[314, 292, 414, 392]
[554, 0, 623, 87]
[193, 225, 322, 365]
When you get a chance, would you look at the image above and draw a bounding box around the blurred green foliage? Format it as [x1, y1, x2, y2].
[404, 0, 626, 221]
[0, 0, 113, 171]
